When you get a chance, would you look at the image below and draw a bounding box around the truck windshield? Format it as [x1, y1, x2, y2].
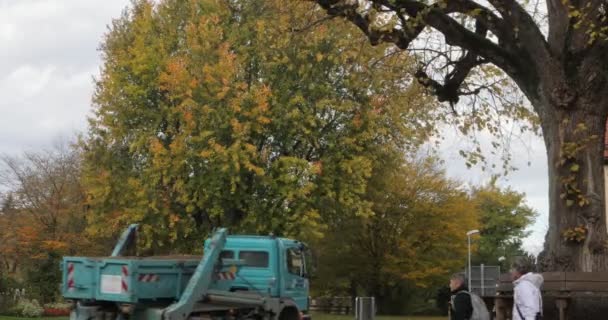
[287, 248, 304, 276]
[238, 251, 269, 268]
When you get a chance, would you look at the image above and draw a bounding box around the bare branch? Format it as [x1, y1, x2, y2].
[292, 15, 336, 32]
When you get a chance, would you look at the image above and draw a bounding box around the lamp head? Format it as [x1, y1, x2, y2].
[466, 229, 480, 236]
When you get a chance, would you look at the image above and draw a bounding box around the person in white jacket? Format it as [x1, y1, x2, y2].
[511, 260, 544, 320]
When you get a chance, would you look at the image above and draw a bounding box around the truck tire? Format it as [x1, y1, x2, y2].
[278, 307, 300, 320]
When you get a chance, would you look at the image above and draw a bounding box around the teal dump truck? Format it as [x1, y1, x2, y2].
[61, 225, 312, 320]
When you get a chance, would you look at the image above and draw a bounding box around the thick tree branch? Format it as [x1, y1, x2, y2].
[413, 19, 488, 106]
[386, 0, 516, 69]
[546, 0, 569, 56]
[414, 20, 488, 106]
[558, 0, 608, 55]
[416, 51, 485, 107]
[487, 0, 552, 66]
[384, 0, 509, 43]
[314, 0, 424, 49]
[312, 0, 557, 110]
[314, 0, 522, 75]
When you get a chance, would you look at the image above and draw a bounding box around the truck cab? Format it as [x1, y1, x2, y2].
[211, 236, 310, 312]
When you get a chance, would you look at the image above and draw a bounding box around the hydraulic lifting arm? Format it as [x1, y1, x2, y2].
[111, 224, 139, 257]
[163, 228, 228, 320]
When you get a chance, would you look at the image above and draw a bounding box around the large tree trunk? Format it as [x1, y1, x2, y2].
[539, 105, 608, 272]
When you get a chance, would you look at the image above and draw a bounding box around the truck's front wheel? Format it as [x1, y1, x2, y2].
[278, 307, 299, 320]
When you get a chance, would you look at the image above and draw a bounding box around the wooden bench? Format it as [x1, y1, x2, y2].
[494, 272, 608, 320]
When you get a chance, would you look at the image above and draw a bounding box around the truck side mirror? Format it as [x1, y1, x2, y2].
[302, 246, 316, 279]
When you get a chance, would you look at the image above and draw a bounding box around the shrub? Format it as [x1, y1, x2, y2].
[25, 252, 62, 304]
[0, 276, 25, 313]
[13, 298, 44, 317]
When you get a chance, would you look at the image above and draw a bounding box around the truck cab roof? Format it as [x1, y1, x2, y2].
[205, 235, 303, 250]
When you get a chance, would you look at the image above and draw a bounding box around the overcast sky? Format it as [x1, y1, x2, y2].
[438, 129, 548, 256]
[0, 0, 127, 153]
[0, 0, 548, 256]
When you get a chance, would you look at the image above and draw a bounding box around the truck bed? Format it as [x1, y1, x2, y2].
[62, 255, 202, 303]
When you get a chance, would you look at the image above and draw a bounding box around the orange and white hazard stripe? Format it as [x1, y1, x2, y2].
[216, 272, 236, 280]
[67, 263, 75, 291]
[138, 274, 160, 282]
[121, 266, 129, 292]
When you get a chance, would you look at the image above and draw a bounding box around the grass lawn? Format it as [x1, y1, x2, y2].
[0, 317, 68, 320]
[0, 313, 445, 320]
[312, 312, 445, 320]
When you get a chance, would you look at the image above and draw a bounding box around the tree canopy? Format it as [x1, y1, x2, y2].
[83, 0, 437, 252]
[471, 179, 538, 269]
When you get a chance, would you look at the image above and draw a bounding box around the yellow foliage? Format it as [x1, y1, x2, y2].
[42, 240, 69, 252]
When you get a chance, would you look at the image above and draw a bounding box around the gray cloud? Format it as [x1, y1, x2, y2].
[0, 0, 128, 155]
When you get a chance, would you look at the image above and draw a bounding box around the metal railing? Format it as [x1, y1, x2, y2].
[467, 265, 500, 296]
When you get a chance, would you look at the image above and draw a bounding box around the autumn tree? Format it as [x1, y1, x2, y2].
[470, 180, 538, 269]
[0, 141, 99, 302]
[84, 0, 435, 252]
[313, 155, 479, 313]
[307, 0, 608, 273]
[0, 143, 96, 256]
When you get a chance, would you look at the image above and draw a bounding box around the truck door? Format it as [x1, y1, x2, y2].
[283, 246, 309, 311]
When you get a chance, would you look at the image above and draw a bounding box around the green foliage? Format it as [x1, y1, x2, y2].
[470, 179, 538, 269]
[312, 155, 479, 313]
[0, 276, 21, 293]
[83, 0, 436, 252]
[435, 286, 451, 316]
[24, 252, 61, 304]
[0, 277, 24, 313]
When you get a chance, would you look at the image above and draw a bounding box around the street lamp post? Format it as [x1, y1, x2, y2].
[466, 229, 480, 291]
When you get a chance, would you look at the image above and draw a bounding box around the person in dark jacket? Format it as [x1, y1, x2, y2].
[449, 273, 473, 320]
